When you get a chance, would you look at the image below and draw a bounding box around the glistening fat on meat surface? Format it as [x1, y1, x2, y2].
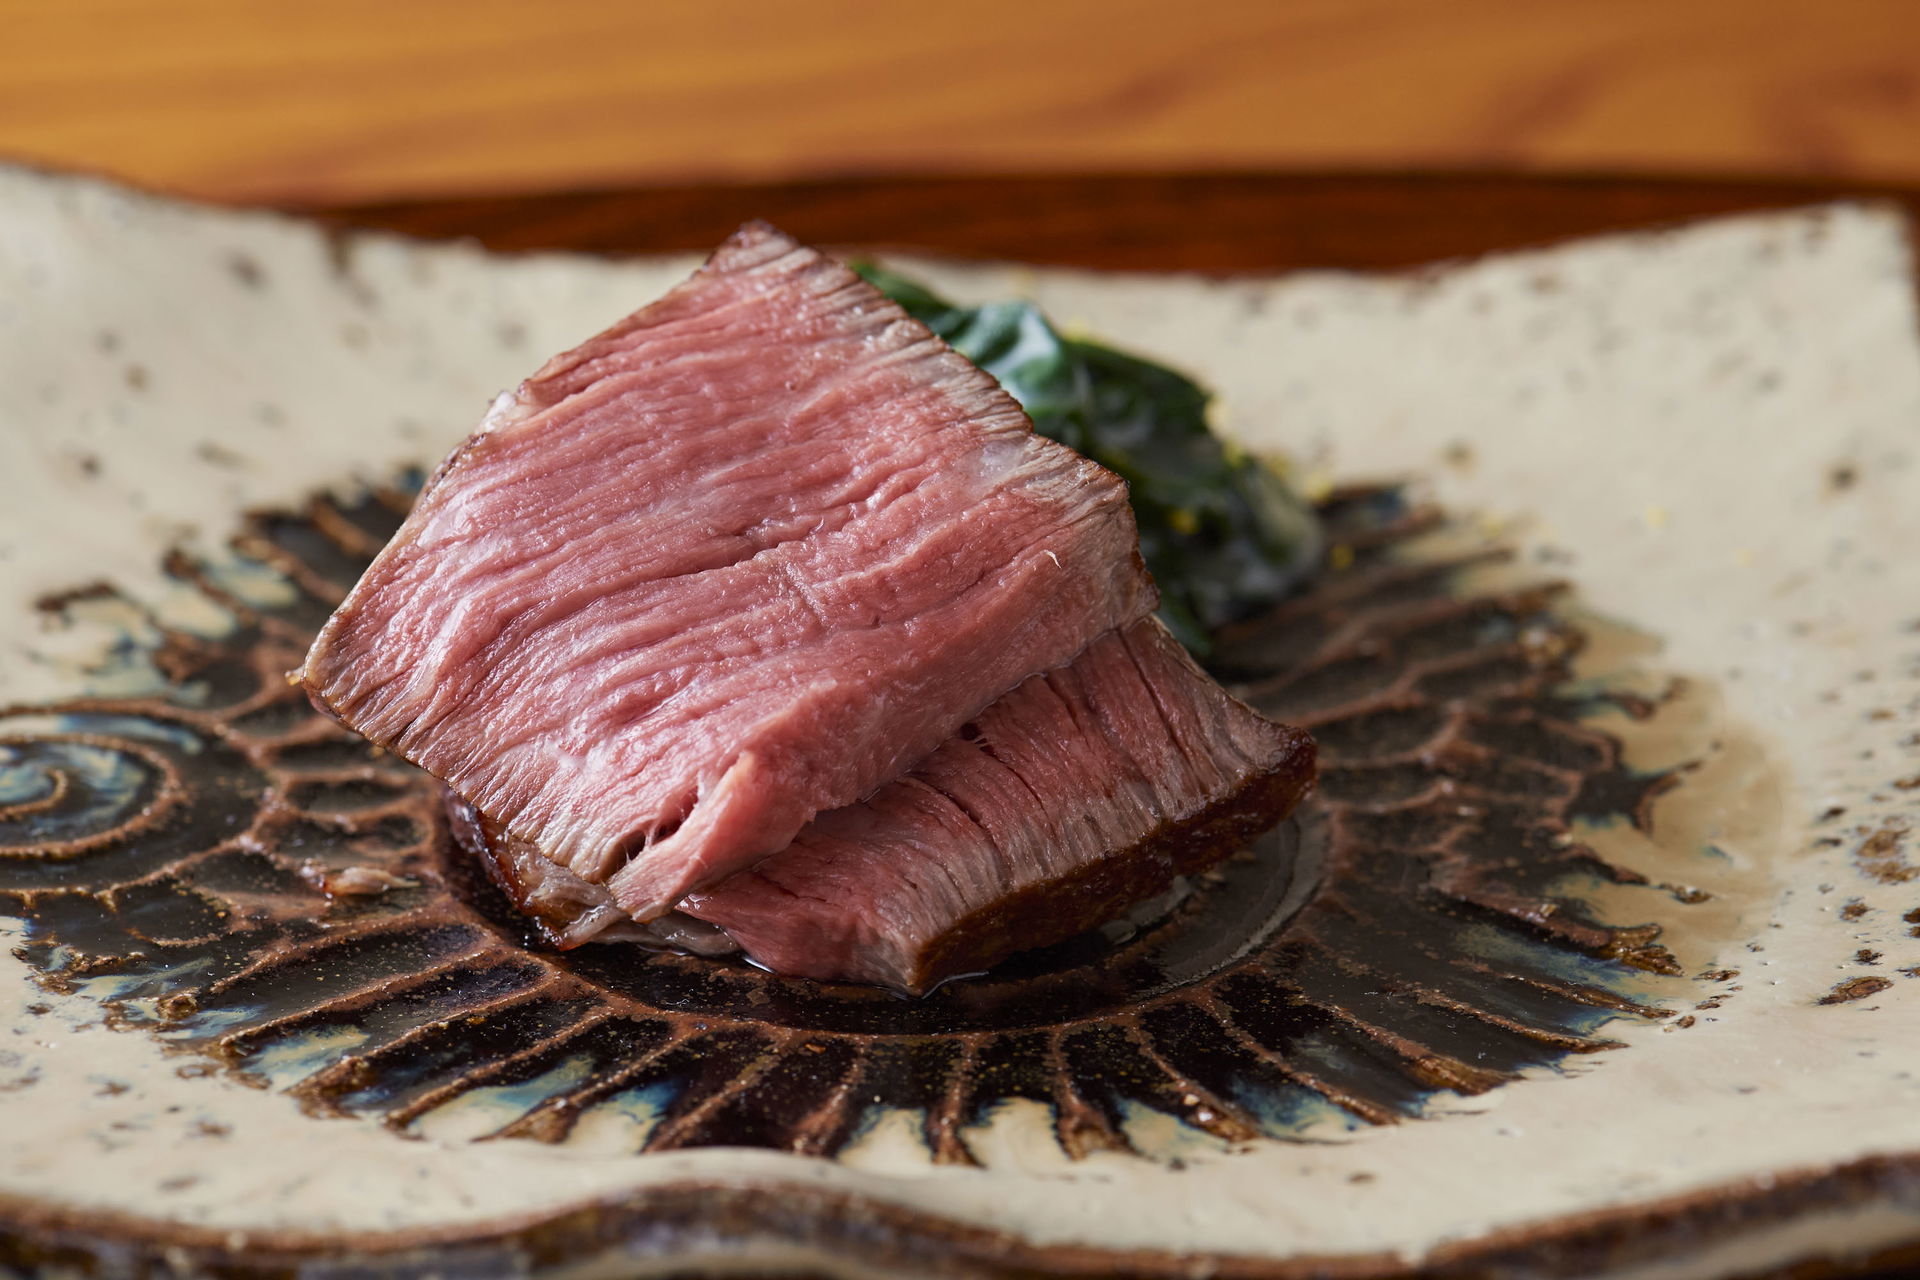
[454, 617, 1317, 993]
[299, 223, 1157, 918]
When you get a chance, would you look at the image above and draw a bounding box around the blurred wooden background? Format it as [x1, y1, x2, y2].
[2, 0, 1918, 207]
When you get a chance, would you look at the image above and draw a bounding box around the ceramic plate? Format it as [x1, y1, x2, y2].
[2, 167, 1919, 1279]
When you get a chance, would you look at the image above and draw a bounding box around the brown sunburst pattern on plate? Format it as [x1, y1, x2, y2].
[0, 479, 1703, 1165]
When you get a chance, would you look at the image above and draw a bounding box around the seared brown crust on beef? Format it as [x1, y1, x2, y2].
[448, 797, 738, 955]
[903, 753, 1313, 992]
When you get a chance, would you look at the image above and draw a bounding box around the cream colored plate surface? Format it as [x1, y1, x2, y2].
[2, 168, 1918, 1276]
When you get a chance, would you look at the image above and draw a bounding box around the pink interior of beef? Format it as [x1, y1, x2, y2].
[679, 617, 1312, 990]
[453, 616, 1314, 993]
[300, 223, 1156, 918]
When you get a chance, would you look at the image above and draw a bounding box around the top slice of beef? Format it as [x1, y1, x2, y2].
[298, 223, 1156, 918]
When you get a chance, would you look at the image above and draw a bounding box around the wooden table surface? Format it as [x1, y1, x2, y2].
[5, 0, 1920, 207]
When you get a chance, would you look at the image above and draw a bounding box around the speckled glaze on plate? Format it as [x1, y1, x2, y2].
[1, 168, 1919, 1278]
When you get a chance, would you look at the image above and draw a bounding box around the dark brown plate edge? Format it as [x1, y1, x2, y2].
[304, 169, 1920, 274]
[4, 1149, 1920, 1279]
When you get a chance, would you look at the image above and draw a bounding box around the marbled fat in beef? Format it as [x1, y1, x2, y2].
[300, 223, 1157, 918]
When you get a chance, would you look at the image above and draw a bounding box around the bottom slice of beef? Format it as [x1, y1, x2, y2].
[451, 617, 1316, 994]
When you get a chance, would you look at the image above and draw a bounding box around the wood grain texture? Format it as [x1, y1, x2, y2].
[4, 0, 1920, 205]
[326, 172, 1920, 273]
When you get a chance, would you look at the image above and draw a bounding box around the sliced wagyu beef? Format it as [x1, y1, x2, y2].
[298, 223, 1157, 919]
[452, 617, 1316, 993]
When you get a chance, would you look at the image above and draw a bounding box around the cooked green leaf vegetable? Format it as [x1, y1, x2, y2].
[857, 264, 1321, 653]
